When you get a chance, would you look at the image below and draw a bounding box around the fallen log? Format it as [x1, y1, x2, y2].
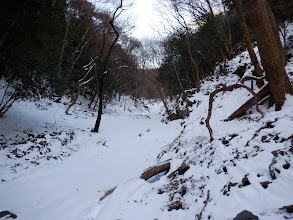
[140, 162, 171, 181]
[228, 84, 269, 120]
[99, 161, 171, 201]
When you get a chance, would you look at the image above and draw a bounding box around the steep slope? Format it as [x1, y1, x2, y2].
[94, 42, 293, 219]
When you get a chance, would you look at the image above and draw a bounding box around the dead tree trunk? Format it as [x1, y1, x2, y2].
[228, 84, 269, 119]
[246, 0, 293, 110]
[233, 0, 263, 87]
[140, 162, 171, 181]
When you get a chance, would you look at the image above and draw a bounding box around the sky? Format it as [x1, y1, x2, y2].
[128, 0, 164, 39]
[93, 0, 172, 39]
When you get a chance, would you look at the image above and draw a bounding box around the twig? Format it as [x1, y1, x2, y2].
[269, 156, 277, 180]
[99, 186, 117, 201]
[197, 190, 211, 220]
[240, 75, 265, 84]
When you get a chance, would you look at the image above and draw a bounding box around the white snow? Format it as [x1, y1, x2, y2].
[0, 98, 181, 220]
[1, 24, 293, 220]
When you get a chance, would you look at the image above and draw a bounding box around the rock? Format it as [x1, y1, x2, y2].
[271, 150, 278, 157]
[180, 186, 187, 197]
[242, 176, 251, 186]
[168, 201, 183, 211]
[280, 204, 293, 213]
[0, 210, 17, 219]
[168, 113, 183, 121]
[167, 163, 190, 179]
[283, 162, 290, 169]
[168, 108, 190, 121]
[233, 210, 259, 220]
[232, 65, 247, 78]
[260, 181, 271, 189]
[223, 166, 228, 173]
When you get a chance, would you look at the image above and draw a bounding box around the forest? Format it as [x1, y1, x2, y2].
[0, 0, 293, 219]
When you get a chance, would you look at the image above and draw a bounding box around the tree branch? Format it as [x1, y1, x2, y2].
[205, 84, 264, 141]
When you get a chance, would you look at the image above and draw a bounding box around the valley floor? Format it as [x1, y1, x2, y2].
[0, 98, 181, 220]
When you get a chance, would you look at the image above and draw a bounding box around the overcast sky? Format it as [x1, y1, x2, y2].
[93, 0, 171, 39]
[128, 0, 164, 39]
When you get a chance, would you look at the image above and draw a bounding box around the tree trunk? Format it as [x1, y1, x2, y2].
[246, 0, 293, 110]
[280, 22, 288, 64]
[92, 0, 122, 132]
[57, 19, 69, 78]
[93, 74, 105, 132]
[264, 0, 287, 66]
[233, 0, 263, 87]
[205, 0, 214, 17]
[185, 34, 200, 92]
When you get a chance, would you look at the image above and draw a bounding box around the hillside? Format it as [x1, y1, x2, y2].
[94, 47, 293, 220]
[1, 32, 293, 220]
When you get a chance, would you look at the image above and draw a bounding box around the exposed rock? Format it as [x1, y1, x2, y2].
[240, 175, 251, 187]
[232, 65, 247, 78]
[233, 210, 259, 220]
[168, 109, 190, 121]
[283, 162, 290, 169]
[168, 113, 183, 121]
[271, 150, 279, 157]
[260, 181, 271, 189]
[180, 186, 187, 197]
[167, 163, 190, 179]
[0, 210, 17, 219]
[280, 204, 293, 213]
[168, 200, 183, 211]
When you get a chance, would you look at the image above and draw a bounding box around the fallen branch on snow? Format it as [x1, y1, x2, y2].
[205, 84, 264, 141]
[99, 186, 117, 201]
[196, 190, 211, 220]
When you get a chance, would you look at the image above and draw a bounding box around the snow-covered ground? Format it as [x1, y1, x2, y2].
[1, 25, 293, 220]
[0, 98, 181, 220]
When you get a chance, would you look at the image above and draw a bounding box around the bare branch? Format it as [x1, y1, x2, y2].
[206, 84, 264, 141]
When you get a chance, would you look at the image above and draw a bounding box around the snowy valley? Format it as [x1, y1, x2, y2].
[1, 45, 293, 220]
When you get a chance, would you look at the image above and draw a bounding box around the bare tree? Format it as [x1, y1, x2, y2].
[57, 0, 97, 79]
[168, 1, 201, 92]
[93, 1, 123, 132]
[137, 39, 170, 114]
[0, 82, 19, 118]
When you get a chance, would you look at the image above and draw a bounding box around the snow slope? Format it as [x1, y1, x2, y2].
[93, 46, 293, 219]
